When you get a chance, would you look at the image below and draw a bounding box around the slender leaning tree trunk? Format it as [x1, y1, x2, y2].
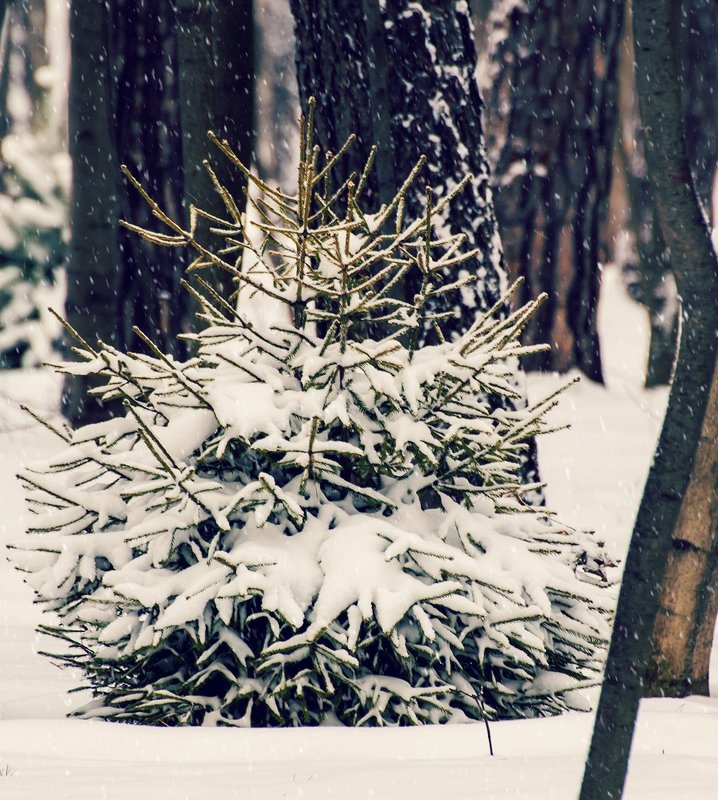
[683, 0, 718, 220]
[63, 0, 121, 424]
[579, 0, 718, 797]
[485, 0, 622, 381]
[614, 0, 676, 388]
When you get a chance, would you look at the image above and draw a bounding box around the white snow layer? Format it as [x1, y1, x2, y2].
[2, 268, 718, 798]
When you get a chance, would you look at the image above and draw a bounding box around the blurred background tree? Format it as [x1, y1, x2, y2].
[478, 0, 622, 382]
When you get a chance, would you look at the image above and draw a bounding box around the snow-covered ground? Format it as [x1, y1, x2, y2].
[1, 266, 717, 799]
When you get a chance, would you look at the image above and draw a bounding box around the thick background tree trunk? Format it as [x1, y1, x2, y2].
[64, 0, 255, 424]
[485, 0, 622, 381]
[289, 0, 542, 495]
[290, 0, 506, 330]
[112, 0, 186, 355]
[579, 0, 718, 797]
[175, 0, 254, 319]
[63, 0, 121, 423]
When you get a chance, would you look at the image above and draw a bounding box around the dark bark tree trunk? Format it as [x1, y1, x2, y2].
[485, 0, 622, 382]
[175, 0, 254, 316]
[683, 0, 718, 221]
[290, 0, 506, 329]
[63, 0, 122, 423]
[112, 0, 186, 355]
[289, 0, 542, 496]
[614, 0, 677, 388]
[64, 0, 255, 425]
[579, 0, 718, 797]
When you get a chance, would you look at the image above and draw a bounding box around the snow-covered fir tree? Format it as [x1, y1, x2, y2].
[11, 105, 614, 726]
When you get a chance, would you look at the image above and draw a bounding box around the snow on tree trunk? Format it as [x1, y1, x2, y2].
[255, 0, 299, 193]
[485, 0, 622, 382]
[290, 0, 506, 332]
[289, 0, 542, 493]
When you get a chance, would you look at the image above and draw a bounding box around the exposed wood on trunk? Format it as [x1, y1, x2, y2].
[645, 358, 718, 695]
[579, 0, 718, 796]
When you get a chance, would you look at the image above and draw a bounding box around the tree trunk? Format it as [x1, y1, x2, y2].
[63, 0, 122, 424]
[290, 0, 506, 328]
[613, 0, 677, 388]
[289, 0, 542, 496]
[645, 357, 718, 695]
[64, 0, 254, 425]
[683, 0, 718, 221]
[112, 0, 186, 355]
[579, 0, 718, 797]
[17, 0, 47, 132]
[485, 0, 622, 381]
[175, 0, 254, 317]
[0, 0, 12, 139]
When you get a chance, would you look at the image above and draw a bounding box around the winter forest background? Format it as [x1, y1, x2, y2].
[0, 1, 717, 798]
